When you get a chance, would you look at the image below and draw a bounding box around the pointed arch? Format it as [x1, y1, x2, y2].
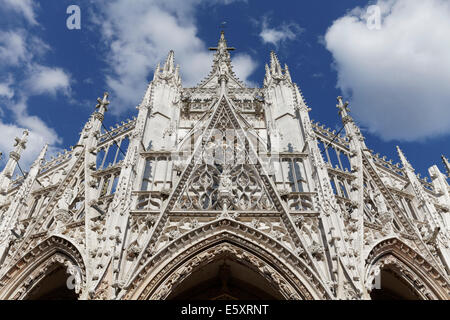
[0, 235, 86, 299]
[365, 237, 450, 300]
[122, 218, 332, 300]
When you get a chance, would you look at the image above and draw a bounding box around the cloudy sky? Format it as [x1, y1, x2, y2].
[0, 0, 449, 179]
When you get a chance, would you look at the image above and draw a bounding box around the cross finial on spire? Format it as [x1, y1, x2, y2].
[209, 30, 235, 54]
[0, 130, 29, 183]
[14, 130, 29, 149]
[96, 92, 109, 114]
[337, 96, 349, 110]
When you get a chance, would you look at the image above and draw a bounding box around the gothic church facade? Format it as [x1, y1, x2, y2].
[0, 32, 449, 300]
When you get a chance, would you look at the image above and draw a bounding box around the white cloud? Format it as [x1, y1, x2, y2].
[26, 65, 71, 96]
[259, 17, 303, 47]
[233, 53, 259, 87]
[0, 76, 14, 99]
[324, 0, 450, 141]
[0, 31, 27, 66]
[0, 99, 62, 170]
[0, 121, 61, 171]
[0, 0, 38, 25]
[94, 0, 257, 114]
[0, 3, 68, 170]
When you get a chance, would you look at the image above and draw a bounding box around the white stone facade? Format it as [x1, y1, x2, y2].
[0, 32, 449, 300]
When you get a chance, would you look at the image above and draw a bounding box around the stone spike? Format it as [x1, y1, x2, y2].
[32, 144, 48, 167]
[284, 63, 292, 82]
[442, 155, 450, 177]
[175, 64, 180, 80]
[397, 146, 414, 171]
[218, 30, 227, 47]
[270, 51, 282, 76]
[153, 63, 160, 81]
[163, 50, 175, 73]
[264, 63, 271, 81]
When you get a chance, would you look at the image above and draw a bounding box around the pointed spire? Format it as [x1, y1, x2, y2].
[32, 144, 48, 168]
[0, 130, 28, 184]
[270, 51, 282, 76]
[265, 63, 271, 78]
[218, 30, 227, 51]
[174, 64, 180, 79]
[152, 51, 181, 86]
[396, 146, 414, 172]
[163, 50, 175, 74]
[337, 96, 353, 126]
[284, 63, 292, 82]
[214, 30, 234, 56]
[175, 64, 181, 85]
[209, 30, 235, 77]
[336, 96, 367, 149]
[153, 63, 160, 81]
[442, 155, 450, 178]
[264, 63, 272, 86]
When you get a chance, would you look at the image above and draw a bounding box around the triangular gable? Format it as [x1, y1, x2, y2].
[174, 98, 275, 212]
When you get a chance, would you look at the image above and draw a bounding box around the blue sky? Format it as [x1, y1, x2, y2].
[0, 0, 449, 180]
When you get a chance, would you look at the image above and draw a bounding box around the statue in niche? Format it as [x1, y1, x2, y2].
[374, 192, 388, 214]
[57, 182, 78, 213]
[219, 61, 229, 75]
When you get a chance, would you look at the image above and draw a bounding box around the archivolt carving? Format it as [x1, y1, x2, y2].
[0, 236, 86, 300]
[150, 243, 300, 300]
[122, 219, 331, 300]
[365, 238, 450, 300]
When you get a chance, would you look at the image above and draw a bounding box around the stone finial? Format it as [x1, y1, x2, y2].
[442, 155, 450, 178]
[163, 50, 175, 74]
[175, 65, 181, 85]
[9, 130, 29, 162]
[153, 51, 181, 85]
[336, 96, 349, 113]
[396, 146, 414, 172]
[32, 144, 48, 168]
[14, 130, 29, 150]
[284, 63, 292, 82]
[153, 63, 160, 81]
[270, 51, 282, 76]
[96, 92, 109, 114]
[208, 31, 235, 79]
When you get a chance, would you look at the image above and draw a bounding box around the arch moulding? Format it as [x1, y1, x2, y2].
[0, 235, 86, 299]
[364, 237, 450, 300]
[122, 218, 332, 300]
